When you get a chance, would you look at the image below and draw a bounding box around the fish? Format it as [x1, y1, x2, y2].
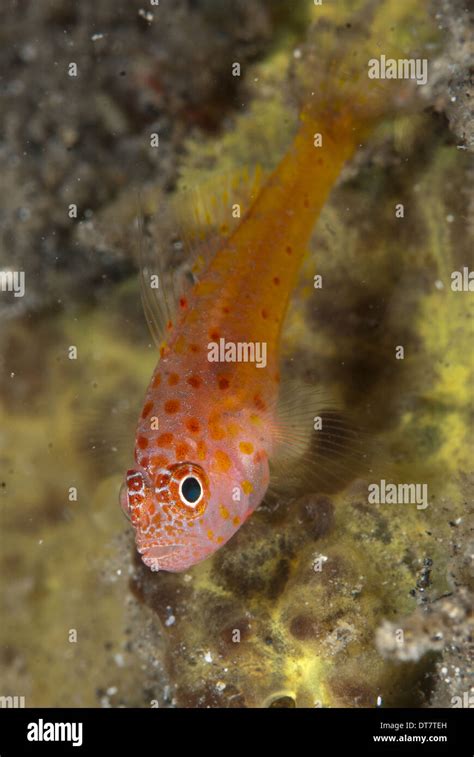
[120, 10, 418, 572]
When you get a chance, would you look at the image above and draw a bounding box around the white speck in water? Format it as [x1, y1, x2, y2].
[138, 9, 154, 22]
[107, 686, 117, 696]
[434, 280, 444, 290]
[204, 651, 213, 663]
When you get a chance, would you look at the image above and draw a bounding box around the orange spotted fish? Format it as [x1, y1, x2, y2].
[120, 21, 411, 572]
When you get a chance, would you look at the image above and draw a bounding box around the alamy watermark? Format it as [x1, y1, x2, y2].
[368, 479, 429, 510]
[0, 695, 25, 708]
[451, 267, 473, 291]
[368, 55, 428, 86]
[451, 691, 474, 708]
[208, 338, 267, 369]
[0, 270, 25, 297]
[27, 719, 83, 747]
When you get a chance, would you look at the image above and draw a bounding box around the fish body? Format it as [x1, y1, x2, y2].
[121, 15, 411, 571]
[120, 109, 364, 571]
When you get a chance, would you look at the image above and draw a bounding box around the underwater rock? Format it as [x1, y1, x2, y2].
[0, 0, 296, 322]
[428, 0, 474, 151]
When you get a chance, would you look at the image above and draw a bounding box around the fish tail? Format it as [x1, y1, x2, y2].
[295, 0, 438, 137]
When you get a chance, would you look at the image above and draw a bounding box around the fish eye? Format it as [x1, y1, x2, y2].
[179, 475, 203, 508]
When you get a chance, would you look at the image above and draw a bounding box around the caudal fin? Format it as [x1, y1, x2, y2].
[293, 0, 440, 133]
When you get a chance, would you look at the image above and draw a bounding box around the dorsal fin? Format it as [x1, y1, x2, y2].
[177, 166, 264, 277]
[134, 198, 174, 350]
[135, 167, 264, 349]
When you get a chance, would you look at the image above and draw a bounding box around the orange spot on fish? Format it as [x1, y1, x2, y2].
[197, 440, 207, 460]
[164, 399, 180, 414]
[232, 515, 240, 526]
[185, 418, 200, 434]
[149, 454, 169, 470]
[286, 245, 293, 255]
[156, 474, 170, 488]
[168, 373, 180, 386]
[187, 375, 202, 389]
[210, 423, 226, 441]
[218, 376, 230, 390]
[209, 329, 220, 340]
[153, 373, 161, 388]
[157, 433, 174, 448]
[213, 450, 231, 473]
[242, 480, 254, 495]
[175, 442, 191, 460]
[254, 393, 266, 412]
[261, 308, 269, 319]
[189, 343, 200, 353]
[227, 422, 239, 437]
[219, 503, 230, 519]
[179, 297, 188, 309]
[137, 436, 148, 450]
[273, 276, 280, 285]
[254, 449, 267, 464]
[141, 401, 153, 419]
[239, 441, 254, 455]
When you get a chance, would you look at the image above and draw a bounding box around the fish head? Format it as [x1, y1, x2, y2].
[120, 434, 270, 572]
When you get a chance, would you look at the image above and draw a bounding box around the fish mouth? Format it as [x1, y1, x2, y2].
[141, 543, 193, 573]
